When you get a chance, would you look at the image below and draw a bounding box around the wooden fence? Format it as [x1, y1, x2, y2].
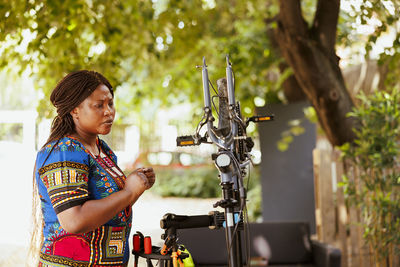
[313, 149, 399, 267]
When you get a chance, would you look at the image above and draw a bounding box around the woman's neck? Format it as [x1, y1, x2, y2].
[70, 132, 99, 155]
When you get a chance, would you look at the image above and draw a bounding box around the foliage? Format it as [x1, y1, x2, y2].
[149, 167, 220, 198]
[244, 165, 262, 222]
[1, 0, 400, 142]
[276, 106, 316, 152]
[246, 182, 262, 222]
[340, 88, 400, 263]
[0, 0, 280, 122]
[338, 0, 400, 87]
[0, 123, 23, 142]
[149, 165, 262, 221]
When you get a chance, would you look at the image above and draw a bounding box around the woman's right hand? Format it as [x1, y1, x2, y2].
[123, 167, 156, 204]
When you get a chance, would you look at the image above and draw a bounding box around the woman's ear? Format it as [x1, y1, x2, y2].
[70, 107, 79, 120]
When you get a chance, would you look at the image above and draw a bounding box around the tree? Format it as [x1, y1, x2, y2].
[273, 0, 400, 146]
[0, 0, 399, 146]
[273, 0, 357, 146]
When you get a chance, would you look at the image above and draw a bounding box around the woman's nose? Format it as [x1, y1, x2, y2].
[104, 105, 113, 116]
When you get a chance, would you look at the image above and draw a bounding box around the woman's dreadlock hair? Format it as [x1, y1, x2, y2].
[46, 70, 113, 144]
[29, 70, 113, 265]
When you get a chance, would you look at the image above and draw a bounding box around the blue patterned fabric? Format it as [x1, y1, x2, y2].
[35, 136, 132, 267]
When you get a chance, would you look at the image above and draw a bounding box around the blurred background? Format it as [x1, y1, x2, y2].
[0, 0, 399, 266]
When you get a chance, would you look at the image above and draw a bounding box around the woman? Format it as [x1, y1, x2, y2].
[33, 70, 155, 266]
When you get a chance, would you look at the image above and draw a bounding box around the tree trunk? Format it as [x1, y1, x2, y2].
[274, 0, 358, 146]
[266, 26, 307, 103]
[279, 62, 307, 103]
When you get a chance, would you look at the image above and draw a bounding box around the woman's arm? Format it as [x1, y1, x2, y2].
[58, 168, 155, 234]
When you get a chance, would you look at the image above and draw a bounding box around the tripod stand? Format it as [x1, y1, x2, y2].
[174, 55, 273, 267]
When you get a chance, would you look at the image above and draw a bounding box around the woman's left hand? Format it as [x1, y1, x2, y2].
[139, 167, 156, 189]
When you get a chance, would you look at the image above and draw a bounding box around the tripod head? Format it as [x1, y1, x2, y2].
[177, 55, 273, 203]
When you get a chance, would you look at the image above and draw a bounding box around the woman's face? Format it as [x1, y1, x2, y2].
[71, 84, 115, 137]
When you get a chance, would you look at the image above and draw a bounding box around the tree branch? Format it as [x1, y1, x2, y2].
[312, 0, 340, 55]
[278, 0, 308, 37]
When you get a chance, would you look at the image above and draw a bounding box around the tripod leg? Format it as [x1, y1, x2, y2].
[146, 258, 154, 267]
[134, 255, 139, 267]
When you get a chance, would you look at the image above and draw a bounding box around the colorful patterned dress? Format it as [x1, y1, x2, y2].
[35, 136, 132, 267]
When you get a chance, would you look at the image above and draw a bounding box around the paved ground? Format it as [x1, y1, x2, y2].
[0, 192, 222, 267]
